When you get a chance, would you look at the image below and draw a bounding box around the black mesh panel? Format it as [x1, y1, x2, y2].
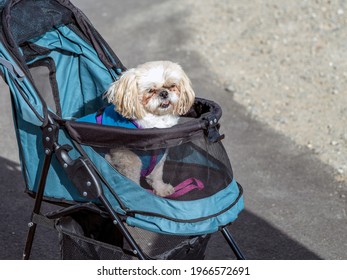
[101, 137, 233, 201]
[5, 0, 73, 44]
[57, 214, 210, 260]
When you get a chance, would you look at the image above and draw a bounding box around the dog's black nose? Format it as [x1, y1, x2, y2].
[159, 90, 169, 99]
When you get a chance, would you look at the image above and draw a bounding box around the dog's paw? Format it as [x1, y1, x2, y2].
[153, 183, 175, 197]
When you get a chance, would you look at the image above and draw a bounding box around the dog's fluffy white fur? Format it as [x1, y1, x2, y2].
[105, 61, 195, 197]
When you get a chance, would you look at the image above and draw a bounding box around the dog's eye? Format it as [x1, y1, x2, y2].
[148, 89, 155, 93]
[169, 84, 177, 90]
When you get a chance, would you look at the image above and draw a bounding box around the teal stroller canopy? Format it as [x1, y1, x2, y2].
[0, 0, 245, 260]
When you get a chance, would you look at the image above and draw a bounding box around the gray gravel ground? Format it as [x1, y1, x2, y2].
[184, 0, 347, 182]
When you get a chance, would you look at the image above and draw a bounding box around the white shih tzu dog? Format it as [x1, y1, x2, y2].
[105, 61, 195, 197]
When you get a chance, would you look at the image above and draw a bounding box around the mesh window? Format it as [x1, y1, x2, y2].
[28, 61, 61, 116]
[101, 137, 233, 201]
[165, 138, 233, 200]
[5, 0, 73, 45]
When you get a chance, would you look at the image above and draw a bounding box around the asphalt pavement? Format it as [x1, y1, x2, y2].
[0, 0, 346, 260]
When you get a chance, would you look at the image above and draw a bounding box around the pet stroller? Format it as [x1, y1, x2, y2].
[0, 0, 245, 260]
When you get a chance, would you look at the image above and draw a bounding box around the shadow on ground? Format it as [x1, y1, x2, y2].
[0, 156, 319, 260]
[206, 211, 321, 260]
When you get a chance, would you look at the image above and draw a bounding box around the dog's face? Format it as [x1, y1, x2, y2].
[106, 61, 195, 119]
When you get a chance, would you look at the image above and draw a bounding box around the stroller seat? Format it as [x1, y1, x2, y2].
[0, 0, 245, 260]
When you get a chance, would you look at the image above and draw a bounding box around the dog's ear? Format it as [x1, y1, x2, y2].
[106, 69, 144, 119]
[176, 70, 195, 115]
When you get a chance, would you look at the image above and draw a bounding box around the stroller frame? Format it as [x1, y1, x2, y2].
[0, 0, 246, 260]
[22, 113, 245, 260]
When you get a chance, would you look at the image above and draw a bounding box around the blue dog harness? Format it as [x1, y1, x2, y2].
[77, 105, 164, 177]
[78, 104, 139, 129]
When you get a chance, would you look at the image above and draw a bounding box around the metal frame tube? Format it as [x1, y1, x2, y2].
[22, 152, 53, 260]
[98, 195, 147, 260]
[221, 227, 246, 260]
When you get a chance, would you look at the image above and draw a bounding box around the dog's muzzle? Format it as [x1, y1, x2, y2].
[159, 90, 171, 108]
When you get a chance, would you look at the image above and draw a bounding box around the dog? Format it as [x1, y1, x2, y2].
[104, 61, 195, 197]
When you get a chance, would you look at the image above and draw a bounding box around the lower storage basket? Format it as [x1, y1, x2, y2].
[56, 212, 210, 260]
